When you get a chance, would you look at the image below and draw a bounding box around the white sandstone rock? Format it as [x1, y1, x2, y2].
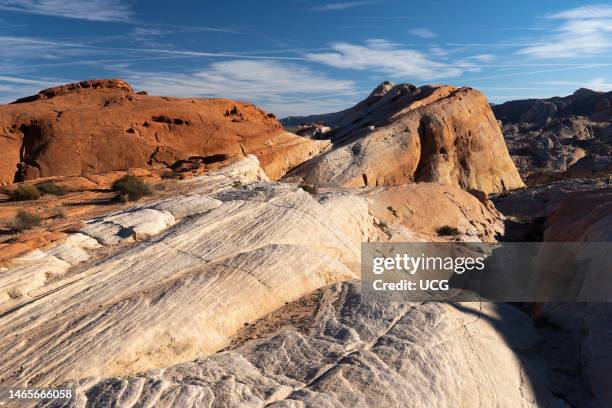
[0, 254, 70, 306]
[56, 282, 555, 408]
[46, 243, 90, 266]
[80, 208, 176, 245]
[65, 232, 102, 249]
[148, 194, 222, 219]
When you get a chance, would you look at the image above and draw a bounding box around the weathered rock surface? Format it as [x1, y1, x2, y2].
[0, 79, 326, 185]
[493, 178, 609, 221]
[3, 80, 608, 408]
[532, 186, 612, 408]
[543, 187, 612, 242]
[47, 282, 560, 408]
[284, 82, 524, 194]
[0, 156, 507, 391]
[493, 174, 612, 407]
[493, 88, 612, 181]
[0, 156, 369, 386]
[364, 183, 504, 241]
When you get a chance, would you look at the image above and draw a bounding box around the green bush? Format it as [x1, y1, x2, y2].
[436, 225, 461, 236]
[13, 209, 42, 231]
[7, 185, 41, 201]
[37, 182, 66, 196]
[111, 175, 151, 202]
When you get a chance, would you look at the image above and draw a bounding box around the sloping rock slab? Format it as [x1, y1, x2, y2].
[48, 282, 558, 408]
[0, 183, 371, 387]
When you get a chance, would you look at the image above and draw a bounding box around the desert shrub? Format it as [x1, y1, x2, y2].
[111, 175, 151, 202]
[436, 225, 461, 236]
[161, 170, 181, 180]
[37, 182, 66, 196]
[8, 185, 41, 201]
[13, 209, 42, 231]
[299, 183, 319, 195]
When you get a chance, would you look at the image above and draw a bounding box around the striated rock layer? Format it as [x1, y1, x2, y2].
[283, 82, 524, 194]
[47, 282, 558, 408]
[0, 79, 326, 185]
[0, 156, 505, 389]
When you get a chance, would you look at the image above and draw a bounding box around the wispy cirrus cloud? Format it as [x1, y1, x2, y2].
[0, 36, 101, 64]
[517, 5, 612, 59]
[126, 60, 358, 117]
[409, 28, 437, 38]
[531, 77, 612, 92]
[0, 35, 309, 63]
[140, 22, 243, 35]
[129, 27, 168, 42]
[0, 75, 68, 102]
[305, 39, 470, 81]
[546, 5, 612, 19]
[310, 1, 381, 11]
[0, 0, 133, 22]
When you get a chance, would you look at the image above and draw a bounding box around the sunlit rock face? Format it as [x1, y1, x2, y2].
[0, 79, 326, 186]
[0, 155, 507, 389]
[49, 282, 558, 408]
[283, 82, 524, 194]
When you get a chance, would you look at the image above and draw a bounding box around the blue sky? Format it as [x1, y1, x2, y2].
[1, 0, 612, 117]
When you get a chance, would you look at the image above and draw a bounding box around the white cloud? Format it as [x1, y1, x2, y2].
[130, 27, 167, 41]
[0, 0, 133, 21]
[255, 95, 360, 118]
[0, 75, 51, 85]
[409, 28, 437, 38]
[532, 78, 612, 92]
[470, 54, 495, 63]
[310, 1, 380, 11]
[0, 36, 102, 65]
[141, 23, 243, 35]
[0, 35, 309, 64]
[429, 47, 447, 56]
[546, 5, 612, 19]
[584, 77, 612, 91]
[305, 39, 463, 80]
[0, 75, 67, 103]
[127, 60, 358, 117]
[518, 5, 612, 58]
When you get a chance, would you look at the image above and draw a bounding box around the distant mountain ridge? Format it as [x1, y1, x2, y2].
[492, 88, 611, 125]
[491, 88, 611, 181]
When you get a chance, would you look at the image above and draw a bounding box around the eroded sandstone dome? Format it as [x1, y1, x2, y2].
[0, 79, 325, 185]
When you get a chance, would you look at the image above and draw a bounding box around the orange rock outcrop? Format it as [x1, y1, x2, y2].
[0, 79, 324, 185]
